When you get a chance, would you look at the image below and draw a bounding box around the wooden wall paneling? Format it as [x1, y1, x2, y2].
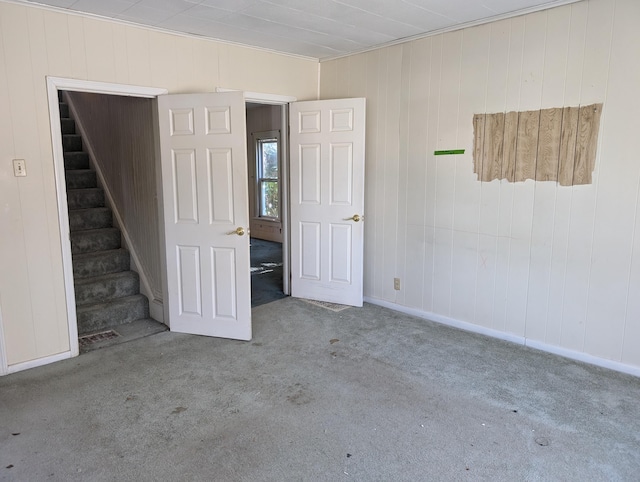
[112, 24, 129, 85]
[519, 11, 547, 109]
[573, 103, 603, 185]
[582, 0, 631, 362]
[337, 57, 350, 97]
[504, 10, 543, 337]
[0, 6, 39, 364]
[473, 114, 485, 176]
[514, 110, 540, 182]
[558, 106, 579, 186]
[524, 180, 557, 342]
[319, 57, 338, 99]
[604, 0, 640, 367]
[8, 6, 65, 359]
[502, 111, 518, 181]
[381, 45, 403, 301]
[563, 1, 588, 107]
[372, 48, 388, 299]
[83, 18, 116, 82]
[432, 31, 463, 316]
[580, 0, 615, 105]
[175, 37, 196, 93]
[194, 41, 220, 91]
[362, 50, 379, 298]
[347, 54, 367, 98]
[476, 21, 510, 329]
[394, 44, 413, 306]
[561, 188, 596, 352]
[529, 5, 571, 345]
[43, 11, 72, 75]
[535, 108, 562, 181]
[451, 24, 490, 323]
[30, 8, 72, 353]
[493, 16, 524, 332]
[482, 112, 505, 182]
[422, 36, 442, 312]
[149, 31, 178, 91]
[67, 15, 88, 80]
[404, 38, 430, 309]
[125, 27, 151, 87]
[624, 214, 640, 366]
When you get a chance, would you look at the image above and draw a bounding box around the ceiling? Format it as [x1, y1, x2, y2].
[21, 0, 580, 60]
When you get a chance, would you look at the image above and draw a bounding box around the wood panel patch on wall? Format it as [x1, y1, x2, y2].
[473, 103, 602, 185]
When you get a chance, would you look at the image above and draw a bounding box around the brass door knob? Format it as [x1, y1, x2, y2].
[344, 214, 361, 222]
[228, 227, 245, 236]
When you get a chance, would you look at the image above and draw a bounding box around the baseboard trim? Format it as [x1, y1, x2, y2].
[364, 296, 640, 378]
[7, 351, 72, 375]
[149, 299, 164, 324]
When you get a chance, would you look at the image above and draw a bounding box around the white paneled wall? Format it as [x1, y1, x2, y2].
[320, 0, 640, 370]
[0, 1, 317, 368]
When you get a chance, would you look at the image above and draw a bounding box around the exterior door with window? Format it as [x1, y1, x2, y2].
[158, 91, 252, 340]
[289, 98, 366, 307]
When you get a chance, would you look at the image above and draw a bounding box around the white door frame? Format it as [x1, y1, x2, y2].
[217, 88, 296, 295]
[46, 77, 167, 359]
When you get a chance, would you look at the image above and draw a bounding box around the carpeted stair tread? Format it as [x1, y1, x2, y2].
[63, 134, 82, 152]
[59, 102, 69, 118]
[65, 169, 97, 189]
[71, 227, 120, 254]
[73, 248, 130, 278]
[76, 294, 149, 335]
[74, 271, 140, 306]
[69, 207, 113, 231]
[61, 118, 75, 135]
[64, 152, 90, 170]
[67, 188, 105, 209]
[61, 98, 153, 339]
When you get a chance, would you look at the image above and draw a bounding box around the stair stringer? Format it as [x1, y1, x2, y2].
[65, 95, 164, 324]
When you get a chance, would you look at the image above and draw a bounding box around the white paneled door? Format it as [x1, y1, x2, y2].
[290, 98, 366, 307]
[158, 92, 251, 340]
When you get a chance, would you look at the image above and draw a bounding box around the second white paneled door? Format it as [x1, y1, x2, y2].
[289, 98, 366, 307]
[158, 92, 252, 340]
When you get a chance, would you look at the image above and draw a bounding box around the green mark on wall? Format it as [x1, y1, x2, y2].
[434, 149, 465, 156]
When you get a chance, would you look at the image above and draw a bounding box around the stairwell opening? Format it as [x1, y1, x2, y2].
[58, 90, 167, 352]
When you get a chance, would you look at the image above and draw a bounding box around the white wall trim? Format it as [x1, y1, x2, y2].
[47, 77, 79, 359]
[6, 351, 72, 375]
[364, 297, 640, 379]
[45, 76, 168, 365]
[216, 88, 297, 105]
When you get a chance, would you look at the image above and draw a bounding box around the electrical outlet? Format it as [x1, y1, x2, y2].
[13, 159, 26, 177]
[394, 277, 400, 290]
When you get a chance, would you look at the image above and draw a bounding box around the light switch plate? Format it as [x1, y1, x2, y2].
[13, 159, 26, 177]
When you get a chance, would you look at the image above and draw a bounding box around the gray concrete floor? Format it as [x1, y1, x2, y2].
[1, 297, 639, 481]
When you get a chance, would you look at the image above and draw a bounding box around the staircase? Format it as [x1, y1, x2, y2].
[60, 94, 150, 337]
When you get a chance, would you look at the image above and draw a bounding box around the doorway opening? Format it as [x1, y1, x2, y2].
[47, 77, 168, 358]
[245, 103, 288, 307]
